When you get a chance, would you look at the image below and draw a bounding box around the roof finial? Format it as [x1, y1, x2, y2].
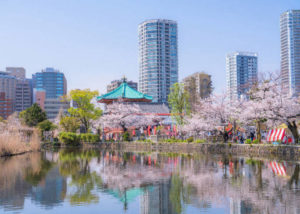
[122, 76, 127, 83]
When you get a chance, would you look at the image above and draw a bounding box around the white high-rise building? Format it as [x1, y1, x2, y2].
[226, 52, 258, 100]
[138, 19, 178, 103]
[280, 10, 300, 96]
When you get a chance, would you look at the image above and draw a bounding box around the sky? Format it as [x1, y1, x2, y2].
[0, 0, 298, 95]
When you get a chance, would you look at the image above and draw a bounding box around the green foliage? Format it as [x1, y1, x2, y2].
[66, 89, 102, 132]
[123, 131, 130, 141]
[38, 120, 57, 132]
[59, 132, 99, 144]
[19, 103, 47, 127]
[252, 139, 259, 144]
[25, 159, 54, 186]
[168, 83, 191, 125]
[195, 139, 206, 143]
[58, 149, 102, 205]
[245, 139, 252, 144]
[59, 132, 80, 145]
[60, 116, 80, 133]
[80, 133, 99, 143]
[186, 136, 194, 143]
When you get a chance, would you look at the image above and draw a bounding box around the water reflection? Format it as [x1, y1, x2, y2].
[0, 149, 299, 214]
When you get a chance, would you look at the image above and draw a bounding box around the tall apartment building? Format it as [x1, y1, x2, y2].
[280, 10, 300, 96]
[32, 67, 67, 99]
[226, 52, 258, 100]
[138, 19, 178, 103]
[107, 78, 137, 93]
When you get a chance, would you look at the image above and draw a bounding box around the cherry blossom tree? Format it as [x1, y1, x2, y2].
[241, 75, 300, 143]
[182, 93, 241, 142]
[98, 102, 158, 132]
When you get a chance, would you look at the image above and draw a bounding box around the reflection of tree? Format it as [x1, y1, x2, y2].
[69, 172, 102, 205]
[289, 164, 299, 188]
[25, 159, 54, 186]
[0, 153, 40, 210]
[58, 149, 103, 205]
[169, 173, 191, 214]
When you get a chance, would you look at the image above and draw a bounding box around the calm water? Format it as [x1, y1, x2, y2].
[0, 149, 299, 214]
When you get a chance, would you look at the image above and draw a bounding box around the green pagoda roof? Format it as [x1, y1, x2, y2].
[97, 82, 152, 103]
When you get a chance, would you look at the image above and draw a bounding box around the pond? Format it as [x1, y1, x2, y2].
[0, 149, 299, 214]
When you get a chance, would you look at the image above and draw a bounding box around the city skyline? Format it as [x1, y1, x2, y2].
[0, 0, 298, 95]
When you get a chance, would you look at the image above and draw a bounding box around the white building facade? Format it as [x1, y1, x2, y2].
[226, 52, 258, 100]
[138, 19, 178, 103]
[280, 10, 300, 96]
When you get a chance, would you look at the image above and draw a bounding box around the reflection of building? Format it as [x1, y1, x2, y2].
[107, 78, 138, 93]
[140, 181, 176, 214]
[230, 198, 253, 214]
[31, 167, 67, 208]
[138, 19, 178, 103]
[226, 52, 258, 100]
[280, 10, 300, 96]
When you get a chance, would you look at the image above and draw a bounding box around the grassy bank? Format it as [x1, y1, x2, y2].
[0, 131, 40, 157]
[0, 115, 40, 157]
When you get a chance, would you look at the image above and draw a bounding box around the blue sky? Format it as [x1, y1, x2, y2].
[0, 0, 298, 94]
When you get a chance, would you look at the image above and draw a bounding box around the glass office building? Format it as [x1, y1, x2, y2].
[138, 19, 178, 103]
[280, 10, 300, 96]
[226, 52, 258, 100]
[32, 67, 67, 99]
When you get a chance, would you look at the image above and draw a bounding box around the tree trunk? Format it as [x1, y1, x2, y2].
[256, 121, 261, 143]
[287, 120, 299, 144]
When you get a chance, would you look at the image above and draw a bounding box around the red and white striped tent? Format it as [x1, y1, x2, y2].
[267, 128, 286, 142]
[269, 161, 287, 177]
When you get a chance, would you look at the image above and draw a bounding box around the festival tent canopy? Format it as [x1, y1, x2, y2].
[267, 128, 286, 142]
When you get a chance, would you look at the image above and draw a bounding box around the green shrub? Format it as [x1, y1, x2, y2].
[59, 132, 80, 145]
[195, 139, 206, 144]
[245, 139, 252, 144]
[252, 139, 259, 144]
[80, 133, 99, 143]
[123, 131, 130, 141]
[186, 137, 194, 143]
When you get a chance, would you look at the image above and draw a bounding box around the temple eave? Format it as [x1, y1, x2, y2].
[98, 98, 152, 104]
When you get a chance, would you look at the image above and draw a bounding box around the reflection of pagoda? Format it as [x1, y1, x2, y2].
[97, 77, 153, 104]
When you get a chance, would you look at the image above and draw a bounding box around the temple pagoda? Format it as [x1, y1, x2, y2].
[97, 78, 152, 104]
